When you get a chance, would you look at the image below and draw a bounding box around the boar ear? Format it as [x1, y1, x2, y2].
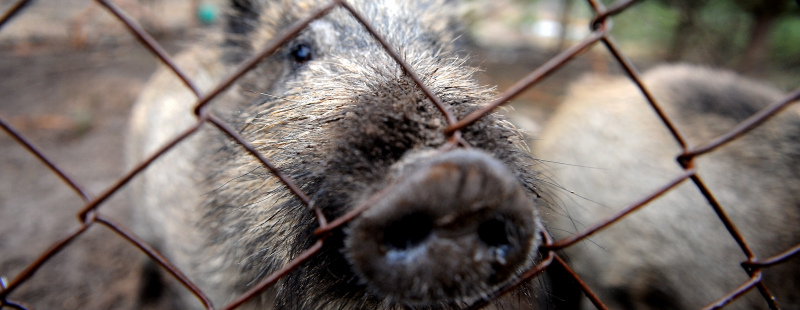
[226, 0, 261, 36]
[223, 0, 262, 62]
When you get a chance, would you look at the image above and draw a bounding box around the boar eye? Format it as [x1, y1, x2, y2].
[290, 43, 313, 64]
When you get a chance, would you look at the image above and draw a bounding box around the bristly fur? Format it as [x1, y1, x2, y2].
[129, 1, 544, 309]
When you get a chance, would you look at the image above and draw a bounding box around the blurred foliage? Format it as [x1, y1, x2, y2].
[772, 16, 800, 66]
[605, 1, 680, 56]
[468, 0, 800, 80]
[605, 0, 800, 74]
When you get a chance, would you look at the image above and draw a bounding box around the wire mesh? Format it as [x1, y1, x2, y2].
[1, 0, 799, 309]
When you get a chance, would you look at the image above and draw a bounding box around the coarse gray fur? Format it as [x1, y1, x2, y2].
[128, 0, 544, 309]
[537, 64, 800, 309]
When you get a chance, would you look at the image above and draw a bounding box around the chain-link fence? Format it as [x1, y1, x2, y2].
[1, 0, 799, 309]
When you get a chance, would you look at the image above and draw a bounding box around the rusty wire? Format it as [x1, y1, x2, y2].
[545, 169, 695, 250]
[0, 0, 32, 29]
[1, 0, 799, 309]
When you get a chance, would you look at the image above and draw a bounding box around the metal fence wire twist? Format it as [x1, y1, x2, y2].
[1, 0, 800, 309]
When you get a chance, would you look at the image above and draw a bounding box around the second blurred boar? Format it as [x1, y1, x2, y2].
[538, 65, 800, 309]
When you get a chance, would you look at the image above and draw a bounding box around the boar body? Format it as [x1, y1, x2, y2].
[538, 65, 800, 309]
[129, 1, 543, 309]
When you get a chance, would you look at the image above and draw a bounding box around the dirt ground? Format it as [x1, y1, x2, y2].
[0, 2, 197, 307]
[0, 42, 179, 309]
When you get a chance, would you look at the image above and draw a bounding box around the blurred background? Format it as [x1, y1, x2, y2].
[464, 0, 800, 132]
[1, 0, 798, 308]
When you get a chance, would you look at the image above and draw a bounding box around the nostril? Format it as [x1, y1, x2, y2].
[478, 218, 511, 248]
[344, 149, 539, 304]
[383, 213, 433, 250]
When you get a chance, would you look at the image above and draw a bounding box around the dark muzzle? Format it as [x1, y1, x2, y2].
[344, 149, 538, 305]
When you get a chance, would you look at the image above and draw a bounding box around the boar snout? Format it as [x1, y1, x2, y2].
[345, 149, 538, 305]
